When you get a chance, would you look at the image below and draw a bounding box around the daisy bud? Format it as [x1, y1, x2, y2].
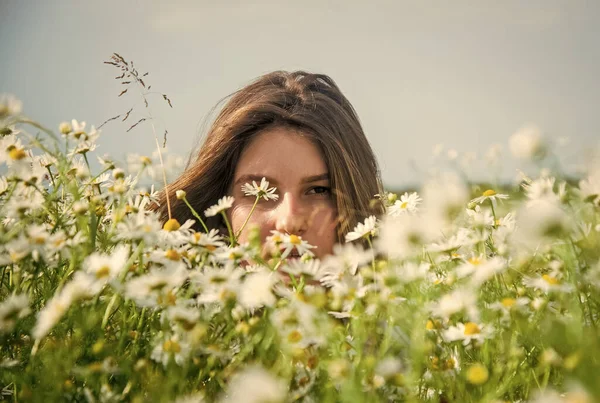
[112, 168, 125, 180]
[59, 122, 72, 134]
[73, 200, 89, 215]
[387, 193, 397, 204]
[176, 190, 186, 200]
[163, 218, 181, 231]
[0, 127, 12, 136]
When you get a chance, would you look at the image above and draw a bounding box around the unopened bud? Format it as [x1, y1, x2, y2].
[176, 190, 186, 200]
[112, 168, 125, 180]
[59, 122, 72, 134]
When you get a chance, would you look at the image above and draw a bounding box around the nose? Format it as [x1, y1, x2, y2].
[274, 192, 307, 235]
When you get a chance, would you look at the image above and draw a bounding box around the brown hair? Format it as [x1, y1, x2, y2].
[155, 70, 383, 241]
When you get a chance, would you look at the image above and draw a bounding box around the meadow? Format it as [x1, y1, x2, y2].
[1, 58, 600, 402]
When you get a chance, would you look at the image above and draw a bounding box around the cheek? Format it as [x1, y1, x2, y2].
[307, 205, 338, 254]
[228, 205, 272, 243]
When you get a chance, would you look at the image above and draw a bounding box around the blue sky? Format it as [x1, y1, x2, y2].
[1, 1, 599, 188]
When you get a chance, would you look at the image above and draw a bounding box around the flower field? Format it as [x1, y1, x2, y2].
[1, 91, 600, 402]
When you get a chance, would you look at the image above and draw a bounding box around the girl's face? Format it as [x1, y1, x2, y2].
[228, 127, 337, 259]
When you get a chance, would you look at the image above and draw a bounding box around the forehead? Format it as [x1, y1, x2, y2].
[234, 127, 328, 182]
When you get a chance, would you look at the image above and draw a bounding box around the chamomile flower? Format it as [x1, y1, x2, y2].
[469, 189, 509, 206]
[523, 274, 573, 293]
[84, 245, 129, 284]
[280, 233, 316, 259]
[0, 93, 23, 118]
[204, 196, 234, 217]
[166, 305, 200, 331]
[151, 333, 191, 367]
[431, 288, 479, 321]
[443, 322, 493, 345]
[238, 271, 277, 309]
[455, 255, 506, 286]
[345, 215, 377, 242]
[241, 177, 279, 201]
[220, 366, 286, 403]
[387, 192, 422, 216]
[0, 294, 30, 333]
[509, 124, 546, 160]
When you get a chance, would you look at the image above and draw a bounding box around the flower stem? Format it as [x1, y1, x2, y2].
[220, 211, 235, 246]
[235, 196, 259, 238]
[182, 196, 209, 233]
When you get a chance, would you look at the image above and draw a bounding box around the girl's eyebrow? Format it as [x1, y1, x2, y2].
[301, 173, 329, 184]
[233, 173, 329, 187]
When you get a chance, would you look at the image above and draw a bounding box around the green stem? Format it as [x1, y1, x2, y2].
[102, 293, 119, 329]
[235, 196, 260, 238]
[489, 199, 498, 229]
[182, 196, 209, 232]
[220, 210, 235, 246]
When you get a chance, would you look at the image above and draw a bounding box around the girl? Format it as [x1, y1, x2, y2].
[156, 71, 383, 258]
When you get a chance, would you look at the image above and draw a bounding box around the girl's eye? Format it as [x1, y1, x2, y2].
[307, 186, 331, 196]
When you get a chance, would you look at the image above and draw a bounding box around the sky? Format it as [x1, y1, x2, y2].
[1, 0, 599, 189]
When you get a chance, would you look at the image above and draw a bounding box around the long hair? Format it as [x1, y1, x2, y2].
[155, 71, 383, 241]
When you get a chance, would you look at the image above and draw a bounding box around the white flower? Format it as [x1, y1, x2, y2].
[241, 177, 279, 201]
[281, 258, 322, 280]
[0, 294, 30, 333]
[522, 177, 563, 206]
[192, 265, 243, 305]
[125, 264, 188, 307]
[512, 200, 571, 252]
[455, 256, 507, 286]
[220, 366, 286, 403]
[421, 173, 469, 227]
[151, 333, 190, 367]
[509, 124, 546, 160]
[376, 214, 437, 259]
[84, 245, 129, 284]
[320, 243, 372, 276]
[238, 271, 276, 309]
[431, 288, 479, 321]
[469, 189, 509, 206]
[204, 196, 235, 217]
[345, 215, 377, 242]
[166, 305, 200, 331]
[580, 169, 600, 206]
[32, 272, 101, 340]
[443, 322, 493, 345]
[387, 192, 422, 216]
[279, 233, 315, 258]
[523, 274, 573, 293]
[0, 94, 22, 117]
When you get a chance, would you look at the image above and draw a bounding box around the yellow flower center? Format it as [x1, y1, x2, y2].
[163, 339, 181, 353]
[8, 147, 27, 160]
[205, 245, 216, 252]
[542, 274, 560, 285]
[32, 236, 46, 245]
[287, 329, 303, 343]
[468, 257, 482, 265]
[501, 298, 516, 308]
[400, 201, 408, 209]
[164, 249, 181, 261]
[483, 189, 496, 197]
[289, 234, 301, 245]
[463, 322, 481, 335]
[466, 363, 489, 385]
[95, 266, 111, 279]
[163, 218, 181, 231]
